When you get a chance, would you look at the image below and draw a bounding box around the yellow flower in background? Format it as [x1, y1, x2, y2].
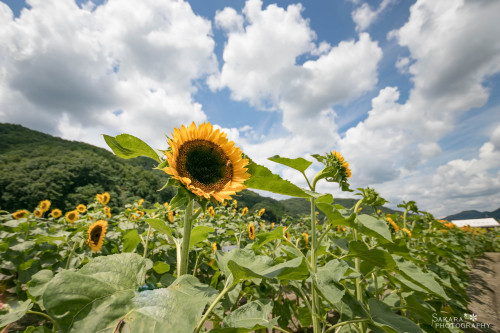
[248, 222, 255, 240]
[96, 192, 110, 205]
[302, 232, 309, 247]
[258, 208, 265, 217]
[242, 207, 249, 216]
[12, 210, 29, 219]
[103, 206, 111, 218]
[39, 200, 51, 212]
[34, 208, 43, 218]
[271, 222, 275, 229]
[212, 242, 217, 254]
[233, 200, 237, 208]
[402, 228, 412, 238]
[76, 204, 86, 213]
[51, 209, 62, 218]
[207, 206, 216, 217]
[357, 207, 362, 213]
[138, 198, 144, 206]
[163, 122, 250, 202]
[222, 201, 228, 206]
[87, 220, 108, 252]
[65, 210, 79, 223]
[233, 208, 236, 214]
[168, 210, 174, 223]
[387, 217, 400, 232]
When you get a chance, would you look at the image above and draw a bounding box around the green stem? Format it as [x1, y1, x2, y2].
[27, 310, 60, 332]
[372, 271, 380, 300]
[324, 319, 370, 333]
[180, 199, 194, 275]
[142, 225, 152, 258]
[194, 276, 235, 333]
[272, 326, 293, 333]
[65, 241, 78, 270]
[291, 281, 312, 315]
[175, 238, 182, 277]
[192, 250, 200, 276]
[310, 197, 320, 333]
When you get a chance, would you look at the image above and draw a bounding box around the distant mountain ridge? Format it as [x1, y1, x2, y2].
[444, 207, 500, 221]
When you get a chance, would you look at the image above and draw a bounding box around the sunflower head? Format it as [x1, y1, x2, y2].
[207, 206, 216, 217]
[258, 208, 265, 217]
[51, 209, 62, 218]
[34, 208, 43, 218]
[13, 210, 29, 219]
[212, 242, 217, 254]
[76, 204, 87, 213]
[312, 151, 352, 191]
[103, 206, 111, 218]
[302, 232, 309, 247]
[65, 210, 79, 224]
[248, 222, 255, 240]
[402, 228, 412, 238]
[39, 200, 51, 212]
[138, 198, 144, 206]
[241, 207, 249, 216]
[96, 192, 110, 205]
[87, 220, 108, 252]
[163, 122, 250, 203]
[168, 210, 174, 223]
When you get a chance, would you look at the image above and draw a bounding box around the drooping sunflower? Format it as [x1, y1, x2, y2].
[302, 232, 309, 247]
[76, 204, 87, 213]
[51, 209, 62, 218]
[387, 217, 400, 232]
[103, 206, 111, 218]
[39, 200, 51, 212]
[163, 122, 250, 202]
[65, 210, 79, 224]
[87, 220, 108, 252]
[258, 208, 265, 217]
[241, 207, 249, 216]
[12, 210, 29, 219]
[96, 192, 110, 205]
[168, 210, 174, 223]
[34, 208, 43, 218]
[248, 222, 255, 240]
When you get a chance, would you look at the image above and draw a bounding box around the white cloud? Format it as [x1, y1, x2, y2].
[0, 0, 217, 149]
[351, 0, 395, 32]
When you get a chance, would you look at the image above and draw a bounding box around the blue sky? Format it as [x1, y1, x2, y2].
[1, 0, 499, 217]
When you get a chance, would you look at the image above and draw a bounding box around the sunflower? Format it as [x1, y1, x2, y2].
[65, 210, 79, 224]
[241, 207, 249, 216]
[12, 210, 29, 219]
[402, 228, 412, 238]
[248, 222, 255, 240]
[34, 208, 43, 218]
[168, 211, 174, 223]
[163, 122, 250, 202]
[207, 206, 216, 217]
[51, 209, 62, 218]
[103, 206, 111, 218]
[271, 222, 275, 229]
[212, 242, 217, 254]
[87, 220, 108, 252]
[258, 208, 265, 217]
[96, 192, 110, 205]
[76, 204, 87, 213]
[302, 232, 309, 247]
[39, 200, 51, 212]
[138, 198, 144, 206]
[233, 200, 237, 208]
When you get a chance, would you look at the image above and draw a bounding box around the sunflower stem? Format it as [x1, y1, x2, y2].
[142, 224, 152, 259]
[310, 196, 321, 333]
[180, 199, 194, 275]
[65, 241, 77, 270]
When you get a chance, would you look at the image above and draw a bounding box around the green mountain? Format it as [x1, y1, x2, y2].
[0, 123, 399, 221]
[444, 207, 500, 221]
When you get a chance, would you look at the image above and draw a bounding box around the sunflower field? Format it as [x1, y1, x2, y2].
[1, 123, 499, 333]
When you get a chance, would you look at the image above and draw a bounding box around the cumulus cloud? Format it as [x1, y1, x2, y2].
[351, 0, 395, 32]
[0, 0, 217, 148]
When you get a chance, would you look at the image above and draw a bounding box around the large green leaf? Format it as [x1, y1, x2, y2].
[252, 226, 285, 250]
[42, 253, 150, 332]
[119, 275, 217, 333]
[215, 299, 278, 332]
[145, 218, 172, 237]
[394, 256, 449, 300]
[268, 155, 312, 173]
[0, 300, 33, 329]
[123, 229, 142, 252]
[369, 298, 425, 333]
[103, 134, 160, 162]
[356, 214, 392, 243]
[26, 269, 53, 311]
[189, 225, 215, 248]
[244, 159, 310, 198]
[346, 241, 396, 269]
[316, 203, 356, 228]
[315, 260, 348, 304]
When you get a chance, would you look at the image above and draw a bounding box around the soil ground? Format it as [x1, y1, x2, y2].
[465, 252, 500, 333]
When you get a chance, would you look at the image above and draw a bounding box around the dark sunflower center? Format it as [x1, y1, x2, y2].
[91, 226, 102, 244]
[177, 139, 233, 192]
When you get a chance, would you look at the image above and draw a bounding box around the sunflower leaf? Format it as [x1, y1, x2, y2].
[268, 155, 312, 173]
[189, 226, 215, 248]
[103, 134, 161, 163]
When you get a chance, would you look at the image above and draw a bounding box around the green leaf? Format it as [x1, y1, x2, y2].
[169, 186, 191, 210]
[394, 257, 449, 300]
[27, 270, 53, 311]
[244, 158, 311, 198]
[189, 226, 215, 248]
[220, 299, 278, 331]
[268, 155, 312, 173]
[368, 298, 425, 333]
[152, 261, 170, 274]
[252, 226, 285, 250]
[346, 241, 396, 269]
[23, 326, 52, 333]
[356, 214, 392, 243]
[316, 260, 348, 304]
[316, 203, 356, 228]
[120, 275, 217, 333]
[42, 253, 150, 332]
[123, 229, 142, 252]
[145, 218, 172, 237]
[103, 134, 160, 162]
[0, 300, 33, 329]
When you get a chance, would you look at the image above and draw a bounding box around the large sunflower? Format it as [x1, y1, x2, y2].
[87, 220, 108, 252]
[163, 122, 250, 202]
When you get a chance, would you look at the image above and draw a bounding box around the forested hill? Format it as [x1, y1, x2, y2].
[0, 123, 398, 221]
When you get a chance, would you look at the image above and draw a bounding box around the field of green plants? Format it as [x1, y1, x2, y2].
[1, 123, 499, 333]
